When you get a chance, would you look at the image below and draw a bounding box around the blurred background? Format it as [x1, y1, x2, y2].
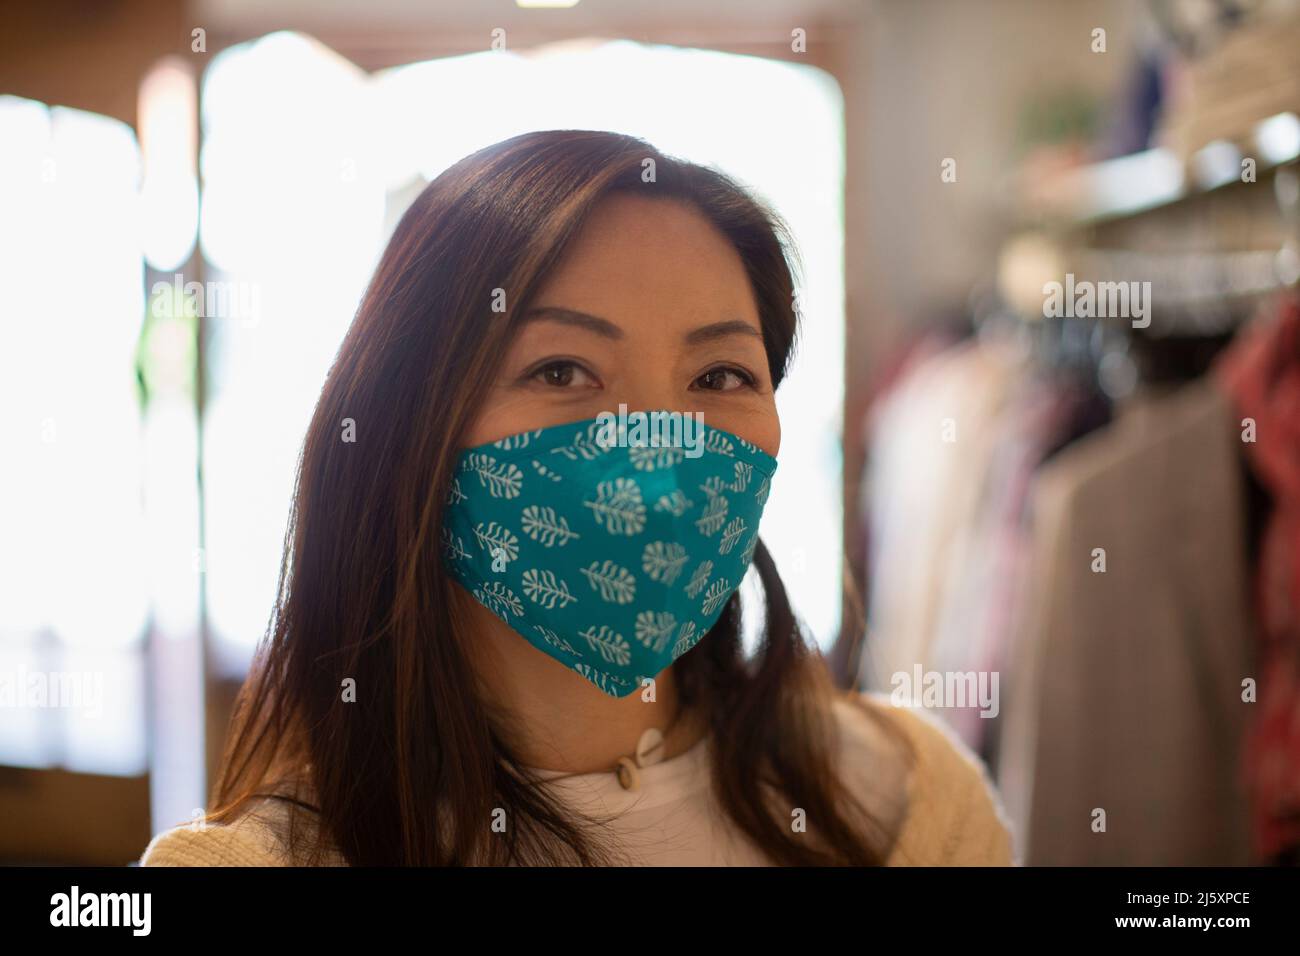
[1, 0, 1297, 866]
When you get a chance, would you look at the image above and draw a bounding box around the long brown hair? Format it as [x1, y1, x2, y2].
[206, 129, 910, 865]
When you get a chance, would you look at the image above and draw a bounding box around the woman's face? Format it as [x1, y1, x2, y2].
[465, 193, 781, 459]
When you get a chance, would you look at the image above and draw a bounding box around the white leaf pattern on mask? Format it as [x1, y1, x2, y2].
[521, 568, 577, 609]
[629, 445, 685, 471]
[583, 477, 645, 535]
[729, 461, 752, 493]
[700, 475, 728, 497]
[464, 453, 523, 499]
[530, 459, 563, 482]
[694, 492, 728, 536]
[580, 560, 637, 604]
[653, 490, 693, 516]
[574, 662, 633, 694]
[473, 522, 519, 563]
[718, 517, 747, 555]
[444, 415, 777, 699]
[492, 429, 542, 450]
[641, 541, 687, 586]
[579, 625, 632, 666]
[684, 560, 713, 598]
[474, 581, 523, 619]
[701, 578, 731, 615]
[535, 624, 578, 656]
[520, 505, 580, 547]
[634, 610, 677, 652]
[672, 620, 697, 657]
[441, 528, 470, 563]
[550, 421, 614, 462]
[702, 431, 735, 457]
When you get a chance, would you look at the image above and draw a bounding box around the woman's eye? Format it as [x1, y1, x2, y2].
[693, 366, 753, 392]
[532, 360, 597, 388]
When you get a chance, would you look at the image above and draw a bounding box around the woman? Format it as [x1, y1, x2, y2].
[140, 129, 1014, 866]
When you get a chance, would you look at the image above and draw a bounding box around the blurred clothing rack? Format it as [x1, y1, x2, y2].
[838, 117, 1300, 864]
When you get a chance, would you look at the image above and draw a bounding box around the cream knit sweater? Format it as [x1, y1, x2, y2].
[140, 691, 1017, 866]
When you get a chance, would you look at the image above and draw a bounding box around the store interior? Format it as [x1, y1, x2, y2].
[1, 0, 1298, 866]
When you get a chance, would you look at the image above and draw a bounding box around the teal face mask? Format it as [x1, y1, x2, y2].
[440, 414, 778, 698]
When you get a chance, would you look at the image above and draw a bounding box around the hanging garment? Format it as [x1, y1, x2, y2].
[998, 377, 1255, 865]
[1216, 293, 1300, 864]
[834, 328, 962, 687]
[859, 339, 1023, 694]
[928, 371, 1100, 753]
[858, 336, 1109, 757]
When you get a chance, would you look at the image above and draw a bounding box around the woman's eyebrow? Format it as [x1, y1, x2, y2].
[522, 308, 761, 346]
[522, 307, 624, 339]
[683, 320, 764, 346]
